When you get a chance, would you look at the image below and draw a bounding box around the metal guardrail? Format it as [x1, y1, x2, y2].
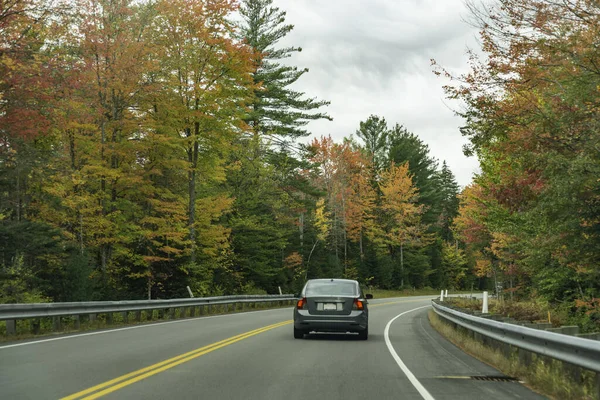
[431, 300, 600, 373]
[0, 294, 296, 321]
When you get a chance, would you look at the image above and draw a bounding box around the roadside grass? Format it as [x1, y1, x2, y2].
[428, 310, 598, 400]
[444, 297, 569, 327]
[0, 301, 293, 343]
[368, 288, 471, 299]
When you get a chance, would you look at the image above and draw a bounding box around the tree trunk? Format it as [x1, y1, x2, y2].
[188, 125, 199, 262]
[400, 243, 404, 288]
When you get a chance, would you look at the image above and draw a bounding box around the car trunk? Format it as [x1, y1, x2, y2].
[306, 296, 355, 316]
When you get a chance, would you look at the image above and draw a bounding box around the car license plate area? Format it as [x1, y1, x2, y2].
[323, 303, 337, 311]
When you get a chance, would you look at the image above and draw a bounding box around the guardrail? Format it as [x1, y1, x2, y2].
[1, 294, 296, 335]
[431, 299, 600, 373]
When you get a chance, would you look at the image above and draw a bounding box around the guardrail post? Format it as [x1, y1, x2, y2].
[482, 291, 489, 314]
[121, 312, 128, 324]
[189, 306, 195, 317]
[440, 290, 444, 301]
[6, 319, 16, 335]
[445, 289, 448, 298]
[134, 311, 142, 322]
[169, 308, 175, 319]
[106, 313, 113, 325]
[74, 315, 81, 329]
[207, 304, 212, 314]
[53, 316, 62, 331]
[89, 313, 97, 323]
[31, 319, 40, 334]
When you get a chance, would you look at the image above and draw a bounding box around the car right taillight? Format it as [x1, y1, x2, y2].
[297, 297, 307, 310]
[352, 298, 364, 310]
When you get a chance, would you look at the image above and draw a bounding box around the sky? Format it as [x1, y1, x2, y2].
[273, 0, 482, 187]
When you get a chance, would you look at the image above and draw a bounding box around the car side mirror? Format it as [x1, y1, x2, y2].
[365, 294, 373, 300]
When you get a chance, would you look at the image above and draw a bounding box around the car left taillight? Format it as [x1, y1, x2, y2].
[352, 298, 364, 310]
[296, 297, 307, 310]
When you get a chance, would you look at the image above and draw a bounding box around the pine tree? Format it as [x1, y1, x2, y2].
[355, 115, 389, 173]
[239, 0, 331, 141]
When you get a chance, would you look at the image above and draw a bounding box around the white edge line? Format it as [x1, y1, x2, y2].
[384, 304, 436, 400]
[0, 306, 293, 350]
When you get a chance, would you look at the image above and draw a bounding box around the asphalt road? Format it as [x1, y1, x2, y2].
[1, 296, 546, 400]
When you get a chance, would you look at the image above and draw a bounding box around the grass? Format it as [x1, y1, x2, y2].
[428, 310, 599, 400]
[0, 300, 294, 343]
[368, 288, 471, 299]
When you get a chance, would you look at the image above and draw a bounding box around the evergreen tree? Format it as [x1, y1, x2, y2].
[387, 124, 442, 225]
[355, 115, 389, 172]
[239, 0, 331, 141]
[438, 161, 460, 241]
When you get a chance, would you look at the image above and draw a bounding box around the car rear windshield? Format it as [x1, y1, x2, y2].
[305, 281, 358, 296]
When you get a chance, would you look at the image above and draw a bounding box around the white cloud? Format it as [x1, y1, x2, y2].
[273, 0, 481, 186]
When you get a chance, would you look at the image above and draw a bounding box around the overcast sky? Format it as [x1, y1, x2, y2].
[273, 0, 481, 187]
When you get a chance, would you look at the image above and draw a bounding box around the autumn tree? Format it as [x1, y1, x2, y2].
[377, 162, 428, 287]
[436, 0, 600, 303]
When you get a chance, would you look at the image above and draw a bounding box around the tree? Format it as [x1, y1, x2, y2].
[356, 115, 389, 173]
[436, 0, 600, 302]
[239, 0, 331, 141]
[152, 0, 254, 264]
[378, 162, 428, 287]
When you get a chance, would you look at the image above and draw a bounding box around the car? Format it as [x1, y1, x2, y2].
[293, 278, 373, 340]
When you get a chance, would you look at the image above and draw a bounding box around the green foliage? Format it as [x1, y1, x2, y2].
[355, 115, 389, 172]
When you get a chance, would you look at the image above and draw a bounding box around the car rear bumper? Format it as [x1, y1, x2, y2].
[294, 310, 368, 333]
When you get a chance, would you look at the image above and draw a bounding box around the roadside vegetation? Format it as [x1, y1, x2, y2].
[445, 297, 600, 334]
[428, 310, 598, 400]
[432, 0, 600, 333]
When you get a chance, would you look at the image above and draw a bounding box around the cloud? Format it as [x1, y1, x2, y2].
[273, 0, 481, 186]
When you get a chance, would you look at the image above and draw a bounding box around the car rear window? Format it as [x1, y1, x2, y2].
[305, 281, 358, 296]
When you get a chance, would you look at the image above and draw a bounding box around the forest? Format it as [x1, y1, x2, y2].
[0, 0, 466, 302]
[2, 0, 598, 329]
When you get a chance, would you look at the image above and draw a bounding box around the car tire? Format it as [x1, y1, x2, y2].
[358, 327, 368, 340]
[293, 327, 304, 339]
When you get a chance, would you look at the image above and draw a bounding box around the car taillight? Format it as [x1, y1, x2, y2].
[297, 297, 307, 310]
[353, 298, 364, 310]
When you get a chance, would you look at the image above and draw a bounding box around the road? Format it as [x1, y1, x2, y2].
[1, 296, 546, 399]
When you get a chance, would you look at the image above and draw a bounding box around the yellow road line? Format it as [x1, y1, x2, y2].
[61, 320, 291, 400]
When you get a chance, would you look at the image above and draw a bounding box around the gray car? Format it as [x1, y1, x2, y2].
[293, 278, 373, 340]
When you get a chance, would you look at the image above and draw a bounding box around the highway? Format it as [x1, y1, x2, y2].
[0, 296, 546, 399]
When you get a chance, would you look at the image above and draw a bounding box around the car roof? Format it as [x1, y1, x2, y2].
[306, 279, 358, 285]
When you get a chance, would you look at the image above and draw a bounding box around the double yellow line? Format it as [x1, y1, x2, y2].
[61, 320, 292, 400]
